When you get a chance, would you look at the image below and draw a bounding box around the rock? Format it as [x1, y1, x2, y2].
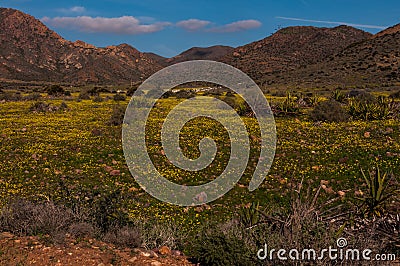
[110, 170, 120, 176]
[159, 246, 171, 255]
[320, 180, 329, 186]
[172, 250, 182, 256]
[0, 232, 14, 239]
[139, 251, 151, 257]
[364, 131, 370, 138]
[337, 191, 346, 197]
[104, 166, 113, 172]
[149, 250, 158, 258]
[128, 257, 137, 263]
[151, 261, 162, 266]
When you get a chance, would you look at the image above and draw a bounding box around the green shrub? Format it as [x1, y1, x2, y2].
[108, 105, 125, 126]
[92, 96, 104, 102]
[275, 92, 300, 116]
[389, 90, 400, 99]
[355, 165, 398, 217]
[59, 101, 69, 111]
[113, 93, 126, 101]
[310, 100, 349, 122]
[0, 92, 22, 101]
[78, 91, 91, 100]
[348, 96, 392, 120]
[189, 231, 255, 266]
[47, 85, 65, 96]
[331, 89, 346, 103]
[221, 95, 252, 117]
[24, 92, 42, 101]
[29, 101, 69, 113]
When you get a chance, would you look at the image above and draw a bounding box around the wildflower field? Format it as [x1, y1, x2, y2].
[0, 90, 399, 263]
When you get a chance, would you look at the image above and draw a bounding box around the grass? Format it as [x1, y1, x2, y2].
[0, 91, 399, 261]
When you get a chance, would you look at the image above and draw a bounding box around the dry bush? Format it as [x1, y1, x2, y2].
[103, 225, 141, 248]
[310, 99, 350, 122]
[108, 105, 125, 126]
[0, 199, 75, 243]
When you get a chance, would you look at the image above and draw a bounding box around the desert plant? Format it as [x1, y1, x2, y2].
[0, 92, 22, 101]
[108, 105, 125, 126]
[47, 85, 65, 96]
[238, 202, 260, 229]
[113, 93, 126, 101]
[389, 90, 400, 99]
[310, 100, 349, 122]
[355, 165, 398, 217]
[304, 94, 321, 107]
[78, 91, 91, 100]
[29, 101, 69, 113]
[189, 231, 256, 266]
[24, 92, 42, 101]
[348, 96, 392, 120]
[92, 95, 104, 102]
[276, 92, 300, 116]
[138, 220, 184, 250]
[332, 89, 346, 103]
[59, 101, 69, 111]
[103, 225, 141, 248]
[0, 199, 75, 243]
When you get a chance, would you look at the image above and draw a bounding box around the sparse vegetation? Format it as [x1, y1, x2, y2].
[113, 93, 126, 101]
[311, 99, 349, 122]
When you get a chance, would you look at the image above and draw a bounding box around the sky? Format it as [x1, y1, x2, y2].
[2, 0, 400, 57]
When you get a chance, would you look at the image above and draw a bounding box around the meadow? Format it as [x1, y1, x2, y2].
[0, 88, 399, 264]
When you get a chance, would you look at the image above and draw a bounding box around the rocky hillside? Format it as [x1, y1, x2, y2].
[222, 25, 372, 82]
[166, 45, 234, 65]
[0, 8, 163, 84]
[261, 24, 400, 88]
[1, 7, 399, 88]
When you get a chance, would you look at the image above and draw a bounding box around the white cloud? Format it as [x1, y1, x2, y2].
[208, 19, 262, 32]
[276, 16, 387, 30]
[41, 16, 171, 35]
[58, 6, 86, 14]
[176, 19, 211, 31]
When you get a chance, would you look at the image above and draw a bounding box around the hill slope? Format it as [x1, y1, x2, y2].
[166, 45, 234, 65]
[221, 25, 372, 82]
[0, 8, 163, 84]
[261, 24, 400, 87]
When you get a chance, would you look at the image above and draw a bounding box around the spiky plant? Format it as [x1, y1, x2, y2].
[355, 165, 397, 217]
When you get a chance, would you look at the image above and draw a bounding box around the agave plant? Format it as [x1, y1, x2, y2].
[355, 165, 397, 217]
[332, 89, 346, 103]
[238, 202, 260, 229]
[348, 96, 393, 120]
[278, 92, 300, 115]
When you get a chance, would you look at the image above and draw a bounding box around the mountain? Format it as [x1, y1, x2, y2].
[0, 7, 399, 88]
[166, 45, 234, 65]
[221, 25, 372, 82]
[0, 8, 163, 84]
[261, 24, 400, 87]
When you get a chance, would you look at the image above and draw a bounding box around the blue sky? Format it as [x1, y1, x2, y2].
[2, 0, 400, 57]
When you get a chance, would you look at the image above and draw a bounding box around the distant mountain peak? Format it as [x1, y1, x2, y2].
[0, 8, 162, 84]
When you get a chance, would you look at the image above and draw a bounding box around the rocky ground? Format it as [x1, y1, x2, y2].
[0, 232, 194, 266]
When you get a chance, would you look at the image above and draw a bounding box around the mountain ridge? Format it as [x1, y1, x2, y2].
[0, 7, 399, 87]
